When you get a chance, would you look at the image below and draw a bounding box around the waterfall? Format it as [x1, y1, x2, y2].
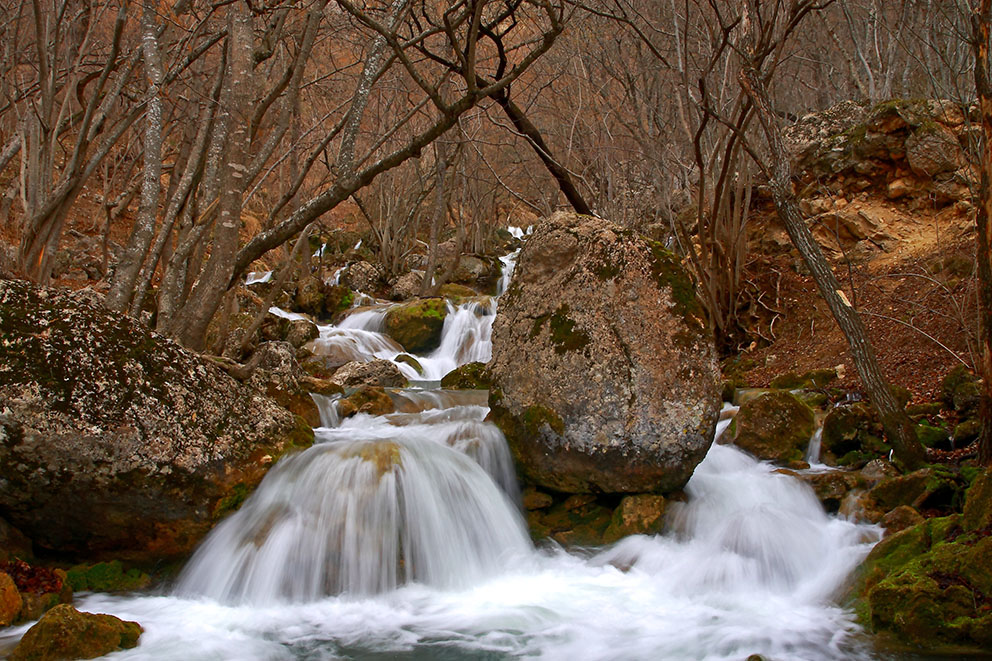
[35, 233, 887, 660]
[175, 403, 530, 604]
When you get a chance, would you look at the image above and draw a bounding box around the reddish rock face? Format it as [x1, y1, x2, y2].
[0, 280, 313, 565]
[488, 212, 721, 494]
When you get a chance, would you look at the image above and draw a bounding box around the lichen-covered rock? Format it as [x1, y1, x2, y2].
[383, 298, 448, 354]
[340, 261, 384, 296]
[732, 391, 814, 464]
[853, 515, 992, 650]
[0, 280, 313, 564]
[330, 359, 407, 388]
[489, 212, 720, 493]
[285, 319, 319, 348]
[389, 271, 423, 301]
[10, 604, 142, 661]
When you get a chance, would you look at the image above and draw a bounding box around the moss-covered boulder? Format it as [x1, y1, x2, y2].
[769, 368, 838, 390]
[489, 212, 720, 493]
[10, 604, 142, 661]
[0, 280, 313, 565]
[821, 402, 888, 467]
[384, 298, 449, 354]
[853, 514, 992, 650]
[439, 362, 490, 390]
[732, 391, 814, 464]
[963, 469, 992, 533]
[942, 365, 979, 410]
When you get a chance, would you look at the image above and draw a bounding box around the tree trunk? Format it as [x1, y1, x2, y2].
[738, 63, 926, 470]
[971, 0, 992, 466]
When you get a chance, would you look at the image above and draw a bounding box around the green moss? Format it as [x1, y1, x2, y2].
[548, 305, 589, 354]
[213, 483, 251, 519]
[65, 561, 150, 593]
[646, 242, 702, 321]
[522, 405, 565, 436]
[440, 362, 490, 390]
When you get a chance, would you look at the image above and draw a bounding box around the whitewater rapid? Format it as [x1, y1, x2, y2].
[1, 230, 887, 660]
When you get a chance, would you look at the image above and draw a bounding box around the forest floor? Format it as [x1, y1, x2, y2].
[733, 191, 978, 403]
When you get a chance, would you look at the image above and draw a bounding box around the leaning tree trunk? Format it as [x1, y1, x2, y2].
[971, 0, 992, 466]
[738, 63, 926, 471]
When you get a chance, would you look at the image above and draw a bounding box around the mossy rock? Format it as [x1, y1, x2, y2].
[394, 354, 424, 376]
[963, 469, 992, 532]
[323, 285, 354, 318]
[853, 515, 992, 650]
[869, 466, 971, 518]
[383, 298, 448, 354]
[953, 381, 981, 416]
[440, 362, 490, 390]
[916, 422, 951, 450]
[9, 603, 142, 661]
[602, 494, 667, 544]
[942, 365, 978, 409]
[770, 368, 838, 392]
[821, 402, 887, 466]
[527, 494, 614, 547]
[733, 391, 814, 463]
[954, 418, 981, 445]
[438, 283, 478, 300]
[64, 561, 150, 593]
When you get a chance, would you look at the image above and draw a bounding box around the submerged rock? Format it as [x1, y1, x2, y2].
[10, 603, 142, 661]
[489, 212, 720, 493]
[0, 280, 313, 565]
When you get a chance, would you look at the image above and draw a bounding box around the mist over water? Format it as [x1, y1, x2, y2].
[25, 235, 887, 660]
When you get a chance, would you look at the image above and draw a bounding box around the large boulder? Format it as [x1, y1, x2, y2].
[0, 280, 313, 565]
[489, 212, 721, 493]
[732, 390, 814, 464]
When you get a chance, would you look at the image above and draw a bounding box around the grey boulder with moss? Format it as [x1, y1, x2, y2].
[0, 280, 313, 565]
[488, 212, 721, 493]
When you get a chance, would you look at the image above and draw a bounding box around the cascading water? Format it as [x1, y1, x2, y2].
[4, 235, 894, 660]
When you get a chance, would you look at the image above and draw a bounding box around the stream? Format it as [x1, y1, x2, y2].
[3, 237, 897, 660]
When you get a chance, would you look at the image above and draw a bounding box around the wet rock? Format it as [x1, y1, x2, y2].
[438, 283, 478, 299]
[383, 298, 448, 354]
[798, 470, 866, 513]
[0, 572, 21, 626]
[440, 362, 490, 390]
[0, 280, 313, 565]
[10, 603, 142, 661]
[337, 386, 395, 418]
[528, 494, 614, 546]
[394, 354, 424, 376]
[294, 275, 325, 317]
[521, 488, 553, 511]
[733, 391, 814, 464]
[330, 360, 407, 388]
[602, 494, 667, 544]
[489, 212, 720, 494]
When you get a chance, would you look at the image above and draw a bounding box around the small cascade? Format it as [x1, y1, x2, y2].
[175, 404, 530, 604]
[806, 426, 824, 465]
